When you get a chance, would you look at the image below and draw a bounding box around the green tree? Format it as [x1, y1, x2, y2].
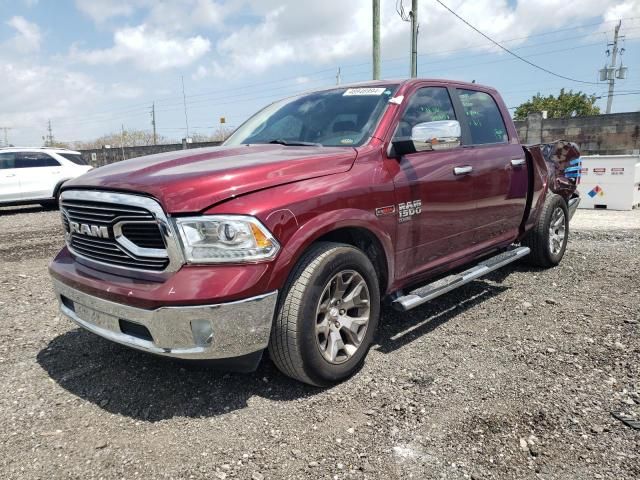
[514, 89, 600, 120]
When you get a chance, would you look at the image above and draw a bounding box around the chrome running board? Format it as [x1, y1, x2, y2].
[392, 246, 530, 312]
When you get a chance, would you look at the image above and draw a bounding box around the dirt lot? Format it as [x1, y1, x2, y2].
[0, 205, 638, 480]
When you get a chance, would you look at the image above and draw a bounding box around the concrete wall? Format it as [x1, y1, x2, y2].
[514, 112, 640, 155]
[80, 141, 222, 167]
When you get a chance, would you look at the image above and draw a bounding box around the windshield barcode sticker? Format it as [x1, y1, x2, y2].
[343, 88, 386, 96]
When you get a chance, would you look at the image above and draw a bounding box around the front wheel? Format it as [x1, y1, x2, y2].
[522, 194, 569, 268]
[268, 242, 380, 386]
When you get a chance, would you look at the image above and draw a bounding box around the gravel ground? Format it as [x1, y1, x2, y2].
[0, 205, 638, 480]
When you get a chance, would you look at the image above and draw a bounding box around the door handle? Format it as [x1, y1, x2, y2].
[5, 173, 16, 177]
[453, 166, 473, 175]
[511, 158, 526, 167]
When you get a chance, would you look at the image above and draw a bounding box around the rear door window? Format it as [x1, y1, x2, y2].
[0, 152, 16, 169]
[58, 153, 88, 165]
[16, 152, 61, 168]
[456, 89, 508, 145]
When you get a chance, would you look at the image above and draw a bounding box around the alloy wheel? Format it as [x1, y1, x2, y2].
[548, 207, 567, 255]
[315, 270, 371, 364]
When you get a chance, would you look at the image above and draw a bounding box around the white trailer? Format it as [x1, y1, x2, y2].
[577, 154, 640, 211]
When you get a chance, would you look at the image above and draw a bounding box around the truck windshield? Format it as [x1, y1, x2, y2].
[224, 85, 398, 148]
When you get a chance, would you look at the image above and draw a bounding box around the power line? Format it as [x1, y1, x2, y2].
[345, 41, 606, 81]
[55, 20, 635, 127]
[56, 34, 608, 129]
[506, 91, 640, 109]
[434, 0, 602, 85]
[51, 22, 638, 128]
[45, 18, 640, 138]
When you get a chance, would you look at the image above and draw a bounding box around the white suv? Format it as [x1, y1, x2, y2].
[0, 148, 93, 208]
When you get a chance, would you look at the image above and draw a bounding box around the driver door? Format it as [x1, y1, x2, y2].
[391, 86, 476, 280]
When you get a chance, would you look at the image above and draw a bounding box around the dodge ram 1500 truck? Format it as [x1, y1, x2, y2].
[49, 79, 581, 386]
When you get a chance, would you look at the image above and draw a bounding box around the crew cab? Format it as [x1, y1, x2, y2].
[0, 147, 92, 208]
[49, 79, 581, 386]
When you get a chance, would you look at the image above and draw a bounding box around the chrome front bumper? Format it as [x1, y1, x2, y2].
[52, 279, 277, 360]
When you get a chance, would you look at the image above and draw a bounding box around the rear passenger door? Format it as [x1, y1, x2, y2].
[16, 152, 62, 200]
[454, 89, 528, 247]
[0, 153, 22, 203]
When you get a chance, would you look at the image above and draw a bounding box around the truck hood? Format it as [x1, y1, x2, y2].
[63, 144, 357, 213]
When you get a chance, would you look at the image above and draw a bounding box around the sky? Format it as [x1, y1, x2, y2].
[0, 0, 639, 147]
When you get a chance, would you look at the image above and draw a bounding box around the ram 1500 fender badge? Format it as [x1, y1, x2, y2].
[398, 200, 422, 223]
[69, 221, 110, 239]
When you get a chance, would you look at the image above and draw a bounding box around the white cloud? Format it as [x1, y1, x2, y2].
[0, 62, 99, 144]
[207, 0, 640, 78]
[75, 0, 229, 29]
[109, 83, 144, 99]
[602, 0, 640, 39]
[6, 16, 42, 53]
[147, 0, 229, 32]
[211, 1, 371, 77]
[74, 0, 148, 23]
[192, 65, 209, 80]
[70, 24, 211, 71]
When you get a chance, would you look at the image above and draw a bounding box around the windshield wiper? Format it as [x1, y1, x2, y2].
[268, 139, 323, 147]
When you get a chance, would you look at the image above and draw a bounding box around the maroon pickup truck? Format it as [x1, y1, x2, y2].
[49, 79, 581, 386]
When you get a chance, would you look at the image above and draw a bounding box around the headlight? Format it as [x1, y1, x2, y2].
[175, 215, 280, 263]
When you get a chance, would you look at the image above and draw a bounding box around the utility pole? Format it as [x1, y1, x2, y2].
[46, 120, 54, 147]
[410, 0, 418, 78]
[181, 75, 190, 139]
[397, 0, 419, 77]
[372, 0, 380, 80]
[336, 67, 341, 85]
[120, 124, 126, 161]
[0, 127, 11, 147]
[602, 21, 625, 114]
[151, 102, 157, 145]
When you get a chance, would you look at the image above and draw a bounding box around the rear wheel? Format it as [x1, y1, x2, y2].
[268, 242, 380, 386]
[522, 194, 569, 268]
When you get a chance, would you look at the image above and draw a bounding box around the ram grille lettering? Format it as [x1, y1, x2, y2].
[69, 221, 110, 239]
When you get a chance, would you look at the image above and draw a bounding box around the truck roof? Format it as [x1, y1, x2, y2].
[0, 147, 82, 154]
[291, 78, 499, 99]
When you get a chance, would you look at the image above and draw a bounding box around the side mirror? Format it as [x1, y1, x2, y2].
[391, 120, 461, 157]
[411, 120, 461, 151]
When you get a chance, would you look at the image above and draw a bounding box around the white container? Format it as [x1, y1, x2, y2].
[577, 154, 640, 211]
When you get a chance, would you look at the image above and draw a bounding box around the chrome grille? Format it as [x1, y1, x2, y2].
[60, 194, 171, 272]
[120, 223, 166, 249]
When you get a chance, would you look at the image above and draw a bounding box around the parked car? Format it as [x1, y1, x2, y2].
[49, 79, 580, 386]
[0, 147, 92, 208]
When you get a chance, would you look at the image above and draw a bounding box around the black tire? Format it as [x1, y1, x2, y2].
[522, 193, 569, 268]
[40, 199, 58, 210]
[40, 189, 60, 210]
[268, 242, 380, 386]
